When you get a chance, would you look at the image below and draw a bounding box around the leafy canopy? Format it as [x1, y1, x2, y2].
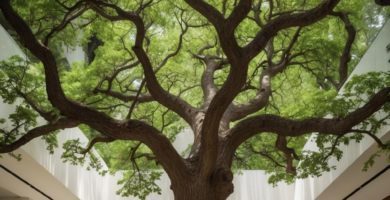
[0, 0, 390, 199]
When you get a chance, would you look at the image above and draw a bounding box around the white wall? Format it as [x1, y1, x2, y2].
[0, 25, 26, 61]
[63, 45, 86, 67]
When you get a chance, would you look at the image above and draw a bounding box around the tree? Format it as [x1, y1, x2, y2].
[0, 0, 389, 199]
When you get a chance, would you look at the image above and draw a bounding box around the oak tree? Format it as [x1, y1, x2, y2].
[0, 0, 390, 199]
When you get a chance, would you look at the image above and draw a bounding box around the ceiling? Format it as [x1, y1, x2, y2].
[0, 187, 19, 198]
[0, 148, 79, 200]
[349, 169, 390, 200]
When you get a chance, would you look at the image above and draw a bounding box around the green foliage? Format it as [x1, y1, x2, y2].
[0, 105, 38, 147]
[8, 152, 22, 161]
[363, 141, 390, 171]
[61, 138, 107, 175]
[235, 71, 390, 186]
[301, 72, 390, 179]
[116, 170, 163, 200]
[61, 139, 86, 165]
[0, 56, 29, 104]
[0, 0, 389, 198]
[41, 131, 59, 154]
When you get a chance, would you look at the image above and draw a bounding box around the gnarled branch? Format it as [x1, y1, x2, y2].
[227, 87, 390, 152]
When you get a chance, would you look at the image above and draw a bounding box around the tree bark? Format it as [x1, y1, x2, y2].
[375, 0, 390, 6]
[171, 168, 234, 200]
[172, 186, 230, 200]
[2, 1, 390, 200]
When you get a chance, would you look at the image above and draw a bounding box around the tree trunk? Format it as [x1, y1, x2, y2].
[171, 168, 234, 200]
[172, 182, 233, 200]
[172, 184, 219, 200]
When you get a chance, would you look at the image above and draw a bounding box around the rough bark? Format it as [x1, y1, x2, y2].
[375, 0, 390, 6]
[1, 0, 389, 200]
[171, 167, 234, 200]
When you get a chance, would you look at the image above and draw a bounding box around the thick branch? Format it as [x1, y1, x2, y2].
[182, 0, 254, 177]
[0, 0, 190, 181]
[88, 1, 197, 124]
[244, 0, 341, 59]
[0, 119, 80, 153]
[227, 87, 390, 151]
[231, 70, 272, 121]
[224, 0, 252, 34]
[200, 56, 229, 108]
[375, 0, 390, 6]
[199, 60, 250, 177]
[231, 28, 302, 121]
[183, 0, 224, 29]
[190, 45, 229, 107]
[275, 135, 299, 174]
[0, 0, 68, 108]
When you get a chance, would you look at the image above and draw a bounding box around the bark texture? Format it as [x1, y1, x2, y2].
[0, 0, 389, 199]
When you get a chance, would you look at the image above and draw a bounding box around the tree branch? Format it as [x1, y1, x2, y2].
[93, 89, 154, 103]
[80, 135, 115, 154]
[275, 135, 299, 174]
[44, 1, 88, 45]
[322, 134, 345, 162]
[183, 0, 224, 29]
[329, 11, 356, 90]
[185, 0, 253, 178]
[126, 79, 146, 119]
[200, 56, 229, 109]
[0, 0, 68, 109]
[227, 87, 390, 152]
[0, 0, 190, 181]
[375, 0, 390, 6]
[87, 1, 197, 125]
[231, 27, 302, 121]
[15, 89, 54, 121]
[244, 0, 341, 59]
[349, 129, 388, 149]
[224, 0, 252, 34]
[0, 118, 80, 153]
[100, 60, 140, 93]
[246, 143, 285, 168]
